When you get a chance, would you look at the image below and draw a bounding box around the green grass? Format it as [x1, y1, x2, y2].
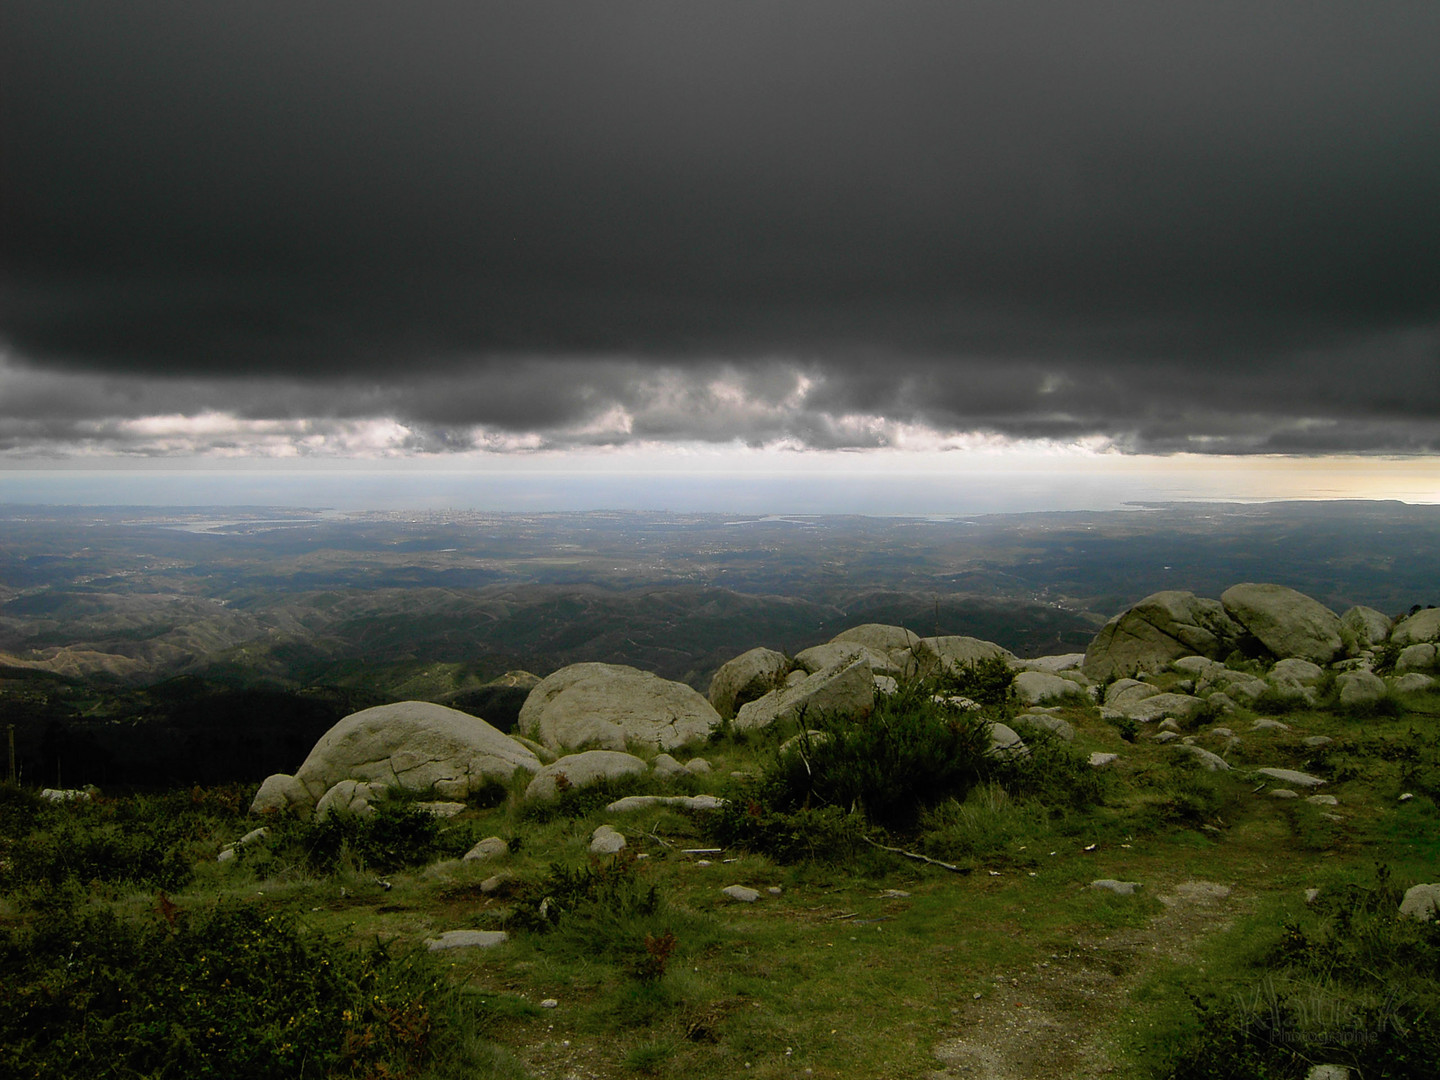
[3, 679, 1439, 1078]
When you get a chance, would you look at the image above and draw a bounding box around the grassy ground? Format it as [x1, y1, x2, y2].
[3, 675, 1439, 1079]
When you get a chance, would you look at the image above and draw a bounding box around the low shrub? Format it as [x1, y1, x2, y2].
[294, 800, 445, 875]
[935, 655, 1017, 709]
[0, 899, 442, 1079]
[1166, 866, 1440, 1079]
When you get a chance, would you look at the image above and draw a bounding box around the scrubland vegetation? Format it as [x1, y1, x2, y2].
[3, 658, 1440, 1079]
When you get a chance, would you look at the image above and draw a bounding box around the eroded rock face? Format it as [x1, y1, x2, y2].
[911, 636, 1016, 679]
[523, 750, 647, 802]
[1221, 583, 1343, 664]
[734, 655, 875, 731]
[708, 647, 791, 718]
[291, 701, 541, 808]
[1082, 591, 1243, 681]
[519, 663, 722, 751]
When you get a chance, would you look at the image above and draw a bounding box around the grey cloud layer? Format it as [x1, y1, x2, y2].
[2, 2, 1438, 455]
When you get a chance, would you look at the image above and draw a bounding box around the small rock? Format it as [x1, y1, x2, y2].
[462, 836, 509, 862]
[1209, 727, 1235, 738]
[1305, 1067, 1350, 1080]
[1304, 888, 1320, 904]
[1250, 718, 1291, 732]
[767, 886, 784, 896]
[1306, 794, 1339, 806]
[1088, 752, 1118, 768]
[1174, 744, 1230, 771]
[414, 801, 468, 817]
[540, 999, 559, 1009]
[1256, 767, 1326, 788]
[589, 824, 627, 855]
[722, 885, 761, 903]
[1090, 879, 1141, 896]
[480, 873, 513, 895]
[1302, 735, 1333, 748]
[1268, 788, 1299, 799]
[1158, 718, 1181, 732]
[425, 930, 509, 951]
[880, 889, 911, 898]
[1399, 792, 1414, 802]
[651, 753, 689, 778]
[1152, 731, 1180, 743]
[684, 758, 713, 774]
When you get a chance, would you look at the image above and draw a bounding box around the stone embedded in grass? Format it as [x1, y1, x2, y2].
[1013, 670, 1087, 706]
[1152, 731, 1180, 743]
[986, 722, 1029, 759]
[1090, 879, 1141, 896]
[651, 753, 689, 778]
[1158, 717, 1181, 732]
[1088, 752, 1118, 768]
[217, 826, 270, 863]
[1174, 744, 1230, 771]
[1305, 1066, 1351, 1080]
[684, 757, 713, 774]
[1016, 712, 1075, 741]
[1256, 767, 1325, 788]
[723, 885, 761, 902]
[604, 793, 725, 813]
[589, 824, 627, 855]
[1250, 718, 1291, 732]
[414, 801, 467, 817]
[1302, 735, 1333, 748]
[1398, 883, 1440, 922]
[1268, 788, 1299, 799]
[425, 930, 509, 951]
[463, 836, 509, 862]
[1305, 794, 1338, 806]
[479, 873, 513, 895]
[1393, 672, 1436, 693]
[1118, 692, 1206, 724]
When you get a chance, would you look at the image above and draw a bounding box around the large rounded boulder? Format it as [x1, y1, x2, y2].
[1392, 608, 1440, 646]
[1082, 591, 1243, 681]
[734, 655, 875, 731]
[288, 701, 542, 808]
[519, 662, 723, 752]
[708, 647, 790, 718]
[1221, 583, 1343, 664]
[911, 636, 1016, 679]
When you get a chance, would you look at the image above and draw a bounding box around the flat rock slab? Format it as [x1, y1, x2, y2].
[1090, 879, 1141, 896]
[415, 801, 468, 817]
[722, 885, 760, 902]
[1257, 767, 1326, 788]
[426, 930, 508, 951]
[1088, 752, 1118, 768]
[1174, 744, 1230, 771]
[605, 794, 726, 813]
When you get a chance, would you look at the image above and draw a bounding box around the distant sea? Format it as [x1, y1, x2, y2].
[0, 469, 1194, 515]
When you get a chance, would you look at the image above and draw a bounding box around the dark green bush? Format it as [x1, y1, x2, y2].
[296, 800, 444, 874]
[707, 799, 869, 864]
[0, 900, 441, 1079]
[935, 655, 1017, 709]
[755, 688, 991, 830]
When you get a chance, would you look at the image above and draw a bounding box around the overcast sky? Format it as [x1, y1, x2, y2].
[2, 2, 1438, 503]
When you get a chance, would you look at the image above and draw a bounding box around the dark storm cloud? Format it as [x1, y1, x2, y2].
[2, 2, 1439, 455]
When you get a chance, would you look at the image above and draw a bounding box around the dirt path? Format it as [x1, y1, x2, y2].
[929, 880, 1243, 1080]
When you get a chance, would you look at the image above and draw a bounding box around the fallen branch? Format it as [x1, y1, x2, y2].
[863, 836, 968, 873]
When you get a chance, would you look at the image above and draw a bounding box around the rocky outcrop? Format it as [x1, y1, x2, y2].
[270, 701, 541, 815]
[734, 655, 875, 731]
[829, 624, 923, 677]
[1392, 608, 1440, 646]
[1082, 591, 1242, 681]
[794, 641, 897, 677]
[523, 750, 648, 802]
[1013, 670, 1087, 706]
[1220, 583, 1343, 664]
[1340, 606, 1392, 649]
[912, 636, 1016, 679]
[518, 663, 722, 751]
[708, 647, 791, 718]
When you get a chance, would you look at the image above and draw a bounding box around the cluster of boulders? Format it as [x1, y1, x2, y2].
[247, 582, 1437, 822]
